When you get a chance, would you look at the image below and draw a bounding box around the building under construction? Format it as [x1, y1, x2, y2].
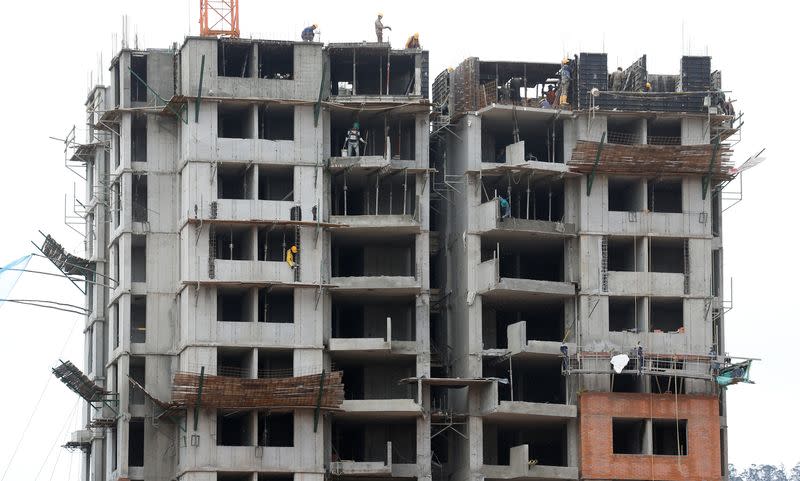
[54, 12, 757, 481]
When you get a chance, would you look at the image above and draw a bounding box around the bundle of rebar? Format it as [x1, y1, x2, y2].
[568, 140, 735, 179]
[171, 370, 344, 410]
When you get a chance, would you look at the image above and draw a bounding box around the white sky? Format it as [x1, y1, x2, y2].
[0, 1, 797, 479]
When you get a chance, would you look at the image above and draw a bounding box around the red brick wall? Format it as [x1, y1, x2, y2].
[580, 392, 721, 481]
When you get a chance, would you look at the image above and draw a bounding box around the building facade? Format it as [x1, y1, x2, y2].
[70, 36, 740, 481]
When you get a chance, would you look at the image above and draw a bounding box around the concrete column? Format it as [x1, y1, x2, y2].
[250, 287, 259, 323]
[643, 419, 654, 454]
[250, 43, 259, 79]
[250, 104, 259, 139]
[638, 118, 648, 144]
[250, 226, 259, 261]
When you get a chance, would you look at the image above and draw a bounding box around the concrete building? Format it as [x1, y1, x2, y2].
[64, 32, 746, 481]
[429, 54, 739, 481]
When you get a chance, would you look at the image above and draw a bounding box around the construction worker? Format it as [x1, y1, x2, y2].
[546, 85, 557, 106]
[557, 58, 572, 106]
[286, 245, 299, 268]
[375, 13, 391, 43]
[611, 67, 624, 91]
[636, 341, 644, 375]
[498, 195, 510, 219]
[405, 32, 420, 49]
[560, 342, 569, 371]
[301, 24, 318, 42]
[344, 121, 367, 157]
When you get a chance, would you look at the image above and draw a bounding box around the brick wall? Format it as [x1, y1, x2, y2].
[580, 392, 721, 481]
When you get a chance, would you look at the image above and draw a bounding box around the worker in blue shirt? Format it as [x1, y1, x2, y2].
[499, 196, 510, 219]
[301, 24, 318, 42]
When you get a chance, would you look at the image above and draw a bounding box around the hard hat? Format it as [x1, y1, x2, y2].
[414, 32, 419, 38]
[312, 23, 318, 29]
[562, 58, 569, 65]
[353, 121, 360, 129]
[291, 245, 298, 253]
[645, 82, 652, 88]
[378, 12, 383, 16]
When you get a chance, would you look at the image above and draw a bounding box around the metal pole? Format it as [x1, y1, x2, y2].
[526, 174, 531, 220]
[193, 366, 205, 431]
[195, 55, 205, 123]
[403, 169, 408, 215]
[509, 357, 514, 402]
[352, 49, 357, 96]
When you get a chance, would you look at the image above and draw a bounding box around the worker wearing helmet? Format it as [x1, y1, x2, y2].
[344, 121, 367, 157]
[642, 81, 652, 92]
[405, 32, 420, 49]
[286, 245, 299, 268]
[301, 24, 318, 42]
[375, 13, 391, 43]
[557, 58, 573, 107]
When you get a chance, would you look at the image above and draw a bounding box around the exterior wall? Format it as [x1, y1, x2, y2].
[580, 392, 721, 481]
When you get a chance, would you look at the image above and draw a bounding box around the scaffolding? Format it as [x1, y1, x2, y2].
[52, 360, 118, 413]
[171, 370, 344, 411]
[563, 349, 756, 386]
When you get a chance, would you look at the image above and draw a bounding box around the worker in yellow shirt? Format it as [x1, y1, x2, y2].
[286, 245, 298, 268]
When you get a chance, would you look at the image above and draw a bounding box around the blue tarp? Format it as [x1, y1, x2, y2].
[0, 255, 32, 309]
[716, 360, 753, 387]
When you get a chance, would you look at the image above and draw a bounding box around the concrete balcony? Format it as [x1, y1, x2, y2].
[214, 259, 294, 284]
[480, 158, 570, 174]
[507, 321, 576, 360]
[216, 137, 298, 163]
[216, 321, 295, 347]
[330, 337, 391, 352]
[482, 400, 577, 421]
[481, 383, 576, 421]
[331, 442, 392, 477]
[330, 214, 421, 235]
[475, 200, 576, 238]
[481, 445, 578, 480]
[331, 276, 420, 295]
[607, 211, 711, 238]
[330, 316, 392, 353]
[215, 198, 294, 222]
[331, 94, 425, 104]
[213, 445, 302, 472]
[340, 399, 423, 418]
[606, 271, 685, 297]
[476, 259, 575, 300]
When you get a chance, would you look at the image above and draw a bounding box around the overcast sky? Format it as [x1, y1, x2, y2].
[0, 1, 796, 479]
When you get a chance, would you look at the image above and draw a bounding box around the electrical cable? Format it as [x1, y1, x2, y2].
[0, 315, 81, 481]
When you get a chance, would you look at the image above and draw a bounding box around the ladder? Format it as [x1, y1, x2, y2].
[683, 239, 690, 294]
[600, 236, 609, 292]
